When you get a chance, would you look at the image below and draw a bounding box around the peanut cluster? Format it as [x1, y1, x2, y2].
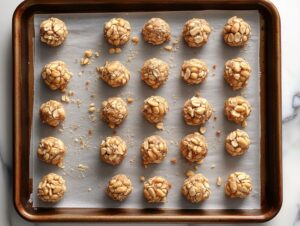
[143, 176, 171, 203]
[40, 17, 68, 47]
[142, 18, 171, 45]
[106, 174, 133, 201]
[104, 18, 131, 46]
[37, 137, 66, 167]
[141, 135, 168, 166]
[100, 136, 127, 165]
[223, 16, 251, 47]
[182, 18, 212, 48]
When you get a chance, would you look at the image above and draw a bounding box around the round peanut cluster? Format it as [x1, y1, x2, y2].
[106, 174, 133, 201]
[143, 176, 171, 203]
[104, 18, 131, 46]
[100, 136, 127, 165]
[40, 17, 68, 47]
[40, 100, 65, 127]
[224, 96, 251, 127]
[142, 96, 169, 124]
[182, 18, 211, 48]
[225, 172, 252, 198]
[37, 137, 66, 167]
[183, 96, 212, 126]
[98, 61, 130, 88]
[223, 16, 251, 47]
[141, 58, 169, 89]
[181, 173, 211, 203]
[180, 132, 208, 164]
[225, 129, 250, 156]
[181, 59, 209, 85]
[224, 58, 251, 90]
[41, 60, 72, 91]
[101, 97, 128, 128]
[37, 173, 66, 203]
[141, 135, 168, 166]
[142, 18, 171, 45]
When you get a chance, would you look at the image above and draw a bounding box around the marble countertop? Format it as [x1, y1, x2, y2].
[1, 0, 300, 225]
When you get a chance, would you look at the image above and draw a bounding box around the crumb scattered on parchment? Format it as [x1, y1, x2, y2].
[213, 116, 217, 121]
[140, 176, 145, 182]
[216, 176, 222, 187]
[61, 95, 70, 103]
[127, 97, 134, 104]
[210, 164, 216, 169]
[109, 47, 122, 54]
[186, 170, 195, 177]
[194, 165, 198, 170]
[81, 57, 90, 65]
[84, 49, 93, 58]
[88, 129, 93, 136]
[212, 64, 217, 70]
[199, 126, 206, 134]
[88, 103, 96, 113]
[131, 36, 139, 44]
[164, 45, 173, 51]
[156, 122, 164, 130]
[87, 187, 92, 192]
[78, 164, 89, 172]
[170, 158, 177, 164]
[94, 50, 101, 57]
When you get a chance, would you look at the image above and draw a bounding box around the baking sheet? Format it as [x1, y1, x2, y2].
[31, 10, 260, 209]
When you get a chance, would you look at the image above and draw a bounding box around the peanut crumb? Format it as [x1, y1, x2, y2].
[186, 170, 195, 177]
[78, 164, 89, 172]
[88, 129, 93, 136]
[84, 49, 93, 58]
[170, 158, 177, 164]
[68, 90, 75, 96]
[156, 122, 164, 130]
[115, 47, 122, 53]
[81, 58, 89, 65]
[108, 48, 115, 54]
[216, 176, 222, 186]
[95, 51, 100, 57]
[193, 165, 198, 170]
[216, 130, 221, 136]
[88, 103, 96, 113]
[127, 97, 134, 104]
[87, 187, 92, 192]
[199, 126, 206, 134]
[61, 95, 70, 103]
[131, 36, 139, 44]
[210, 164, 216, 169]
[164, 45, 173, 51]
[140, 176, 145, 182]
[212, 64, 217, 69]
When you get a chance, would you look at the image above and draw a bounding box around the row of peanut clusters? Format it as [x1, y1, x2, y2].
[38, 172, 252, 203]
[40, 94, 252, 130]
[40, 16, 251, 48]
[41, 56, 251, 92]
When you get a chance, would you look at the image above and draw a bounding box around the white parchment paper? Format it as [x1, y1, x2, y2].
[31, 10, 260, 209]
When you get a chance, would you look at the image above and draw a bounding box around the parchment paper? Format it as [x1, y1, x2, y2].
[31, 10, 261, 209]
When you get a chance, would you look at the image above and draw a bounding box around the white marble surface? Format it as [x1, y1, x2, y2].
[1, 0, 300, 225]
